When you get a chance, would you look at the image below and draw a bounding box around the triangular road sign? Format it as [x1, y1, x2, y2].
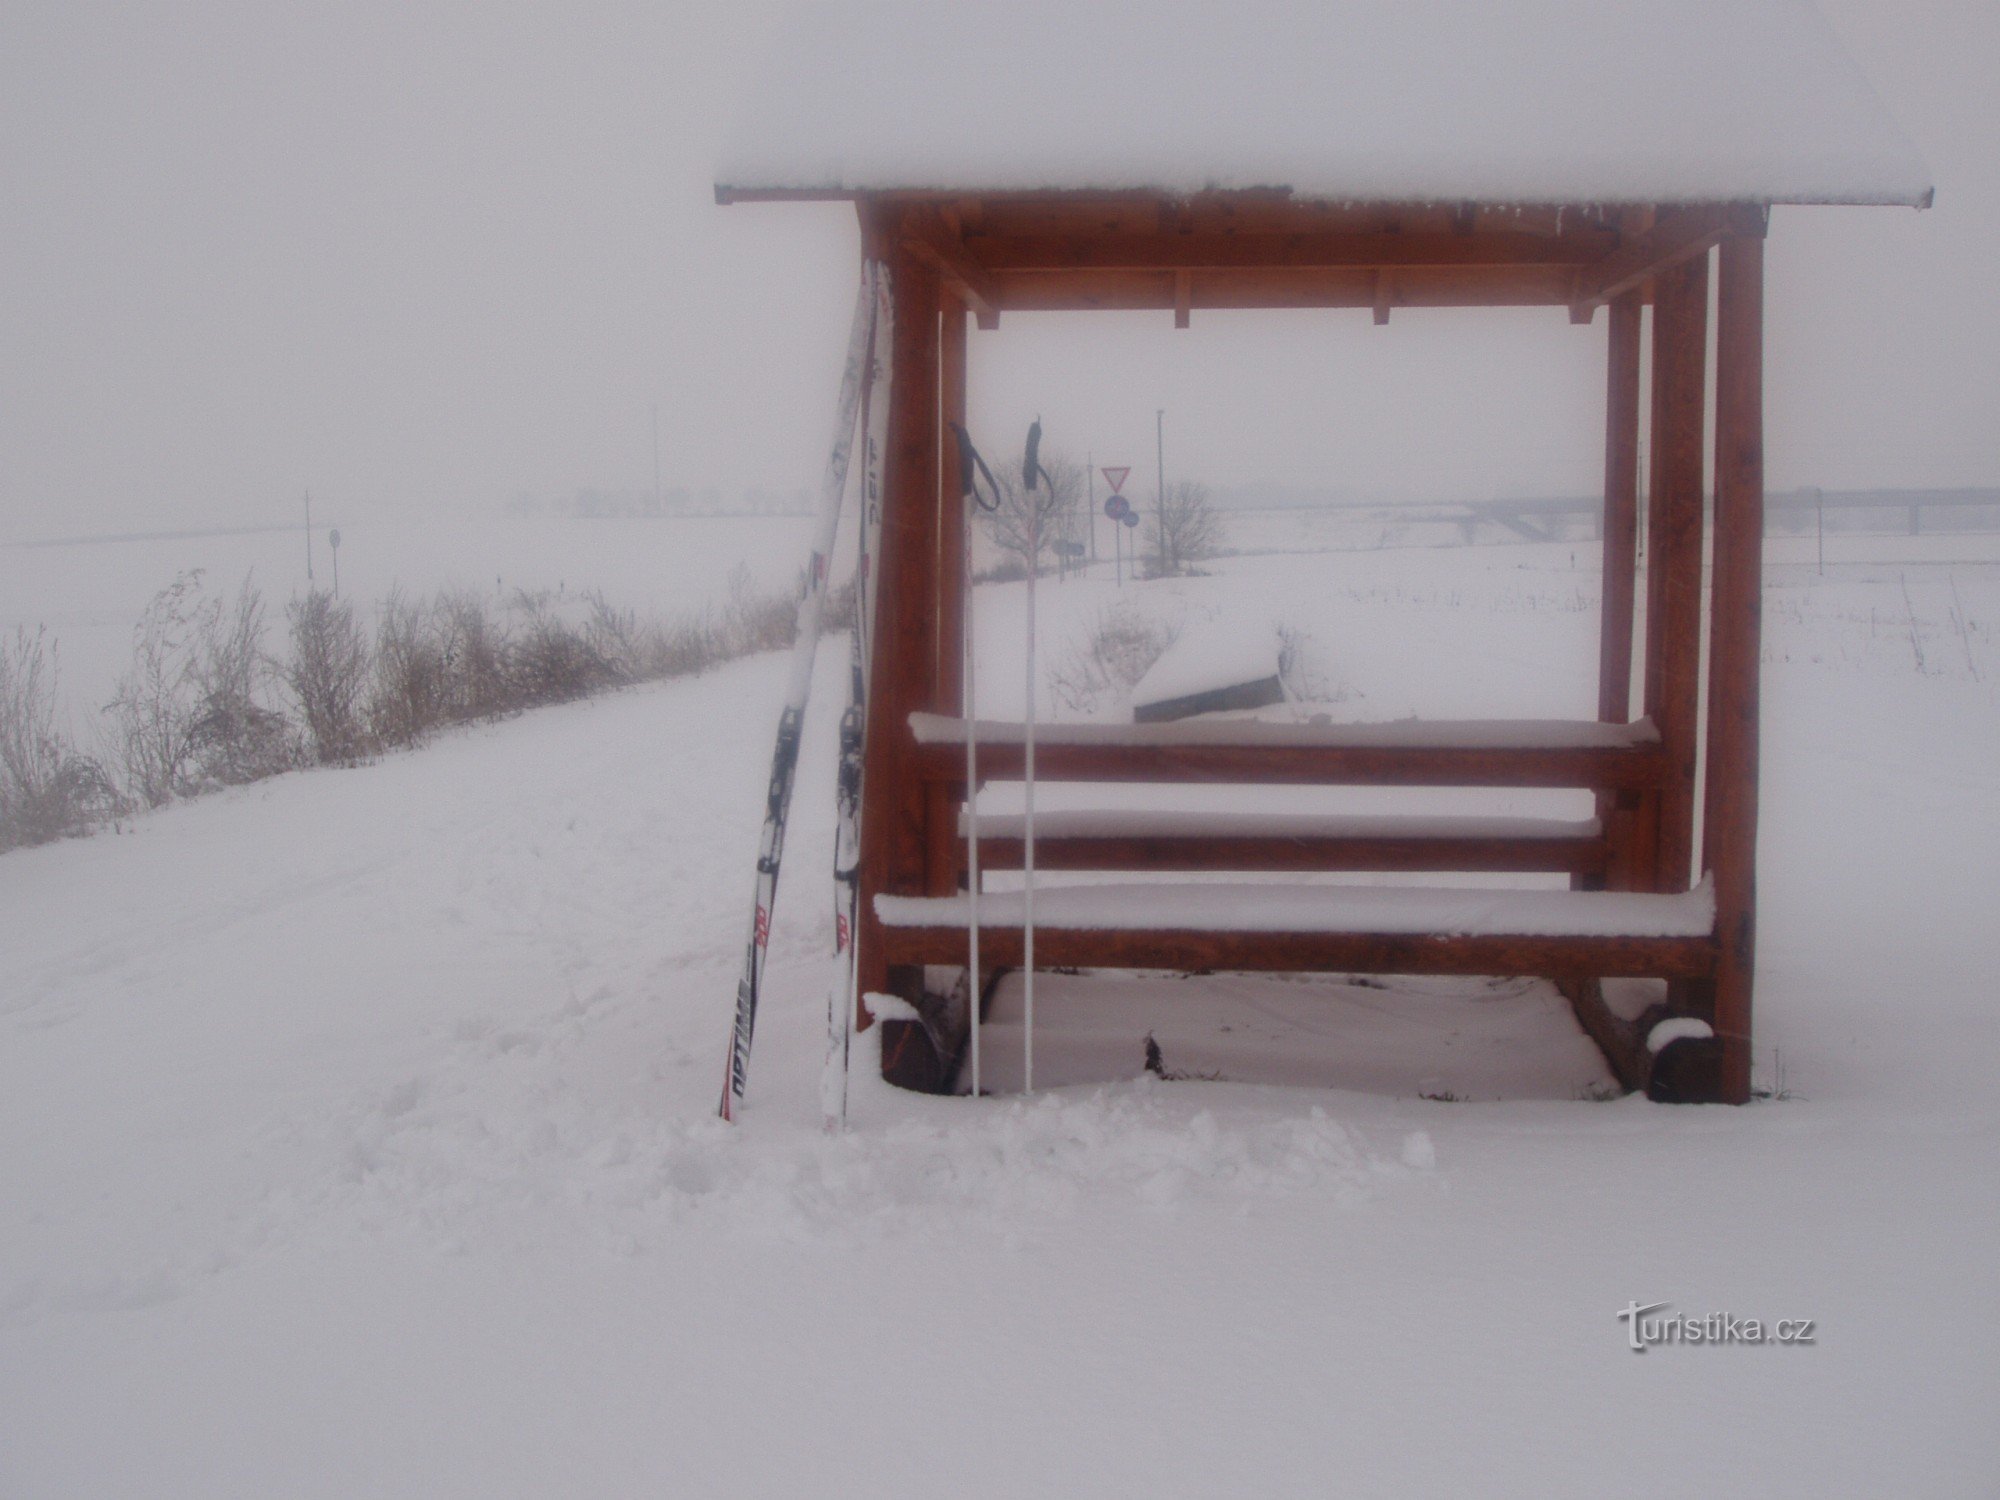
[1101, 466, 1131, 493]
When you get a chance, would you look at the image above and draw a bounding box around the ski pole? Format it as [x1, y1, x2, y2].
[950, 422, 1002, 1099]
[1020, 419, 1055, 1095]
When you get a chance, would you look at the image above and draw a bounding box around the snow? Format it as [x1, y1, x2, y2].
[962, 809, 1602, 841]
[877, 878, 1716, 938]
[718, 0, 1933, 208]
[913, 709, 1659, 749]
[1649, 1016, 1718, 1052]
[1130, 609, 1279, 713]
[4, 536, 1998, 1494]
[970, 969, 1619, 1099]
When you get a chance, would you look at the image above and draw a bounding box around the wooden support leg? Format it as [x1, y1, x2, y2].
[1702, 231, 1767, 1104]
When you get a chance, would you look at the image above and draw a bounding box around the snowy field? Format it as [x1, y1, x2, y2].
[4, 535, 1998, 1496]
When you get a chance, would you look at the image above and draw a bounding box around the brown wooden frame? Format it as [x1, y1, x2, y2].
[758, 193, 1770, 1104]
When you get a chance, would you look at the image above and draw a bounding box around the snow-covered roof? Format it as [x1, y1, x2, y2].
[718, 0, 1932, 209]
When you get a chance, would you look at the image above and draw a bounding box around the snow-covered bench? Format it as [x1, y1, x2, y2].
[908, 712, 1668, 788]
[959, 809, 1609, 876]
[875, 880, 1717, 980]
[911, 712, 1663, 879]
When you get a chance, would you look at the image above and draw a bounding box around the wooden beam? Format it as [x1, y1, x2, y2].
[1642, 253, 1709, 893]
[987, 265, 1580, 313]
[912, 735, 1673, 791]
[1571, 204, 1763, 313]
[967, 228, 1616, 273]
[1373, 271, 1393, 325]
[1704, 233, 1765, 1105]
[1173, 269, 1192, 329]
[902, 213, 1002, 329]
[881, 924, 1718, 980]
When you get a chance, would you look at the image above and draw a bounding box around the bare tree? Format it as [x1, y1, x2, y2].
[1144, 480, 1226, 576]
[981, 451, 1088, 575]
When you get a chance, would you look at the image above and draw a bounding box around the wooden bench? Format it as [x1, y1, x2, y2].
[876, 880, 1718, 979]
[876, 712, 1718, 1099]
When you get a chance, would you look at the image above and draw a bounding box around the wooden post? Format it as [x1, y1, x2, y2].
[1595, 291, 1644, 891]
[926, 294, 969, 896]
[1704, 231, 1765, 1105]
[857, 213, 942, 1013]
[1599, 292, 1643, 726]
[1642, 253, 1709, 893]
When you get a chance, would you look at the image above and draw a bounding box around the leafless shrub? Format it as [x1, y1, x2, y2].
[0, 627, 119, 850]
[821, 579, 858, 636]
[1047, 601, 1181, 714]
[368, 588, 452, 747]
[434, 588, 511, 720]
[1142, 480, 1226, 577]
[286, 589, 371, 765]
[507, 591, 616, 706]
[104, 571, 290, 804]
[103, 571, 206, 806]
[187, 578, 292, 787]
[717, 563, 797, 657]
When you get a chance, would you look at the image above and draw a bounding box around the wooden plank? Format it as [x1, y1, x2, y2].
[967, 228, 1616, 272]
[911, 735, 1672, 790]
[881, 924, 1719, 979]
[1704, 233, 1765, 1105]
[1599, 292, 1644, 727]
[964, 831, 1610, 876]
[1571, 204, 1760, 311]
[1642, 252, 1709, 893]
[855, 224, 941, 1008]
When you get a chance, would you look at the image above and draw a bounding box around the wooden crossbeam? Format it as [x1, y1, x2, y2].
[986, 265, 1580, 313]
[1571, 204, 1767, 313]
[967, 228, 1616, 273]
[901, 213, 1003, 329]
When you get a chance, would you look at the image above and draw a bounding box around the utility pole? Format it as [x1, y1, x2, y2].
[1087, 450, 1097, 564]
[1155, 408, 1167, 576]
[304, 490, 315, 584]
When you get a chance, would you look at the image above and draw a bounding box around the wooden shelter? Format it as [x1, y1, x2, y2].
[719, 0, 1931, 1104]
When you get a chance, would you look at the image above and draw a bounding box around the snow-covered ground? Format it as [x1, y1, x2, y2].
[3, 541, 1997, 1496]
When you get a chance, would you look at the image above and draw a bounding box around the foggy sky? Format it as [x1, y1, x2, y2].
[3, 0, 1994, 542]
